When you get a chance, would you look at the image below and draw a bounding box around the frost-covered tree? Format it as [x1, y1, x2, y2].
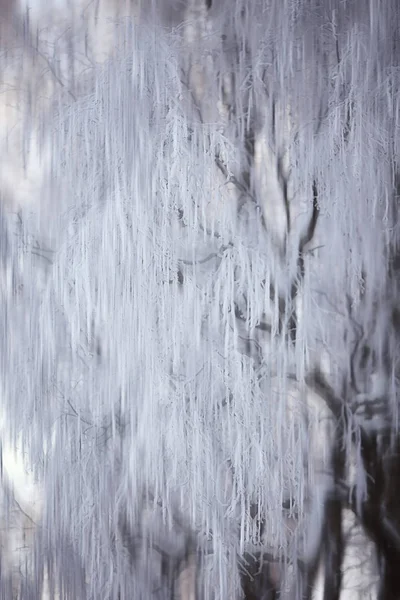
[1, 0, 400, 598]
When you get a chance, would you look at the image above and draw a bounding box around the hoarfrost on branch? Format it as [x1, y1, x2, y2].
[0, 0, 399, 598]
